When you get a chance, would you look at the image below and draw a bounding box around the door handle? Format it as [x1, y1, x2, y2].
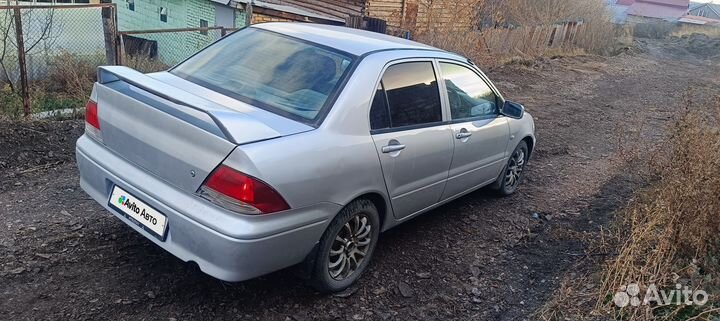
[382, 143, 406, 153]
[456, 131, 472, 139]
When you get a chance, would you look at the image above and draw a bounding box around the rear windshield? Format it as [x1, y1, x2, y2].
[171, 28, 355, 125]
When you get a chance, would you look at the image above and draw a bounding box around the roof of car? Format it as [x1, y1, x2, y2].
[252, 22, 441, 56]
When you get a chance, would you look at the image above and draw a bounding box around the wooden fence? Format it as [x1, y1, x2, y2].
[414, 21, 616, 67]
[480, 22, 586, 56]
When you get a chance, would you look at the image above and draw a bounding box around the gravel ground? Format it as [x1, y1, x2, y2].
[1, 39, 719, 321]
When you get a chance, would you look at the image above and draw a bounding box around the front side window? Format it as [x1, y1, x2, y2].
[172, 28, 355, 125]
[440, 62, 498, 120]
[377, 62, 442, 128]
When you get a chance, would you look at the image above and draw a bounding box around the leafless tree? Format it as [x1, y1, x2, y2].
[500, 0, 609, 26]
[0, 7, 56, 92]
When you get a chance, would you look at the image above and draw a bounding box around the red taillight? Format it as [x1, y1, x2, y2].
[200, 165, 290, 214]
[85, 100, 99, 129]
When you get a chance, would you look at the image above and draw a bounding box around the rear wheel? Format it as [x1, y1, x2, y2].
[307, 199, 380, 293]
[491, 141, 529, 196]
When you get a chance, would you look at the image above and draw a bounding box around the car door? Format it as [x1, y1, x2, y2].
[369, 61, 454, 220]
[437, 61, 511, 200]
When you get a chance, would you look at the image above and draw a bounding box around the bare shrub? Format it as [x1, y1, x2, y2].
[409, 0, 482, 34]
[633, 22, 675, 39]
[0, 83, 22, 119]
[414, 31, 493, 66]
[412, 0, 494, 65]
[500, 0, 610, 26]
[576, 23, 633, 55]
[121, 54, 169, 74]
[46, 52, 102, 101]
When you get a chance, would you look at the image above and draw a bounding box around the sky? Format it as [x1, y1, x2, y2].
[693, 0, 720, 3]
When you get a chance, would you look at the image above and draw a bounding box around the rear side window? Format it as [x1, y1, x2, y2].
[370, 83, 390, 130]
[378, 62, 442, 129]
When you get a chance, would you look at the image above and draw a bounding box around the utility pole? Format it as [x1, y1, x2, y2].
[100, 0, 117, 65]
[13, 8, 30, 117]
[245, 0, 254, 27]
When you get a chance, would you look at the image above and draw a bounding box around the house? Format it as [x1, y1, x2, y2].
[623, 0, 690, 22]
[238, 0, 478, 34]
[688, 1, 720, 19]
[114, 0, 369, 64]
[236, 0, 362, 24]
[115, 0, 363, 63]
[607, 0, 692, 23]
[226, 0, 351, 25]
[114, 0, 246, 64]
[115, 0, 478, 64]
[680, 1, 720, 25]
[679, 13, 720, 25]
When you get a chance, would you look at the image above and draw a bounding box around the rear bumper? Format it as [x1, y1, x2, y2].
[76, 135, 339, 281]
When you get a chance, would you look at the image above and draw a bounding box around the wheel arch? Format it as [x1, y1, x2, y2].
[336, 191, 393, 232]
[522, 135, 535, 159]
[355, 192, 391, 232]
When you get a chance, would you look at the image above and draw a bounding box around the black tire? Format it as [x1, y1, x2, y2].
[491, 140, 529, 196]
[307, 199, 380, 293]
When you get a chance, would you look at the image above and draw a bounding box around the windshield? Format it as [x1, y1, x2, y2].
[171, 28, 355, 125]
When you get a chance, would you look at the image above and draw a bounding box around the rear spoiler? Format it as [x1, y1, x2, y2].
[97, 66, 282, 145]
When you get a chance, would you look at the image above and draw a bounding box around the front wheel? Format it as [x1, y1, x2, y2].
[491, 141, 529, 196]
[307, 199, 380, 293]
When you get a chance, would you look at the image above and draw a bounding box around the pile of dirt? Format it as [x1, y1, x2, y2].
[0, 120, 83, 188]
[666, 33, 720, 60]
[684, 33, 720, 58]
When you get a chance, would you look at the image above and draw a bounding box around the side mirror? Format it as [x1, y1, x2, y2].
[501, 101, 525, 119]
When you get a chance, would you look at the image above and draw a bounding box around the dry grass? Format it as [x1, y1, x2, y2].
[634, 22, 676, 39]
[595, 97, 720, 320]
[671, 25, 720, 39]
[416, 22, 624, 68]
[538, 97, 720, 321]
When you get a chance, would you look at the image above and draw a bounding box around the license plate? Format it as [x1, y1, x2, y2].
[108, 185, 168, 241]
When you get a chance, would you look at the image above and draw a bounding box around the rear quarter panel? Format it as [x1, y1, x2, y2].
[222, 129, 387, 220]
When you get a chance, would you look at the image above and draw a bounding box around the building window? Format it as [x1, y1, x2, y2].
[160, 7, 168, 22]
[128, 0, 135, 11]
[200, 19, 209, 35]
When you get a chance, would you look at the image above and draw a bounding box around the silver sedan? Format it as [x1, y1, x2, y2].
[76, 22, 536, 292]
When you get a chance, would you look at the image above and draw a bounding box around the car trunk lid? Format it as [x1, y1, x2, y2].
[93, 66, 312, 193]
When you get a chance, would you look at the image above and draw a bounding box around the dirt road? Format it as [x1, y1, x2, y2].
[2, 39, 719, 321]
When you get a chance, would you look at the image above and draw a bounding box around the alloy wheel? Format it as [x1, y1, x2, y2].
[328, 214, 372, 280]
[504, 149, 526, 189]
